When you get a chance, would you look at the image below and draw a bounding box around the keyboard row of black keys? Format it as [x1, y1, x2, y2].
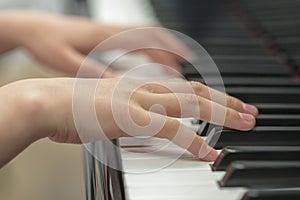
[151, 0, 300, 199]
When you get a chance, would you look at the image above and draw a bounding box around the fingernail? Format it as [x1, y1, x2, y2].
[201, 149, 218, 162]
[243, 103, 258, 116]
[239, 112, 255, 122]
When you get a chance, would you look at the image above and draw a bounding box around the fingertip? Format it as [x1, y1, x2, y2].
[239, 113, 256, 130]
[197, 140, 219, 162]
[243, 103, 259, 117]
[239, 113, 255, 121]
[199, 148, 218, 162]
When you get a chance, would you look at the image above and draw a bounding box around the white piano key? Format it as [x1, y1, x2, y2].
[124, 167, 246, 200]
[122, 158, 211, 173]
[121, 132, 243, 199]
[125, 185, 245, 200]
[121, 146, 195, 160]
[124, 170, 224, 187]
[119, 137, 171, 147]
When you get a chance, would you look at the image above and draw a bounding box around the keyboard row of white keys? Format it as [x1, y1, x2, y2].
[123, 162, 245, 200]
[125, 186, 245, 200]
[120, 138, 246, 200]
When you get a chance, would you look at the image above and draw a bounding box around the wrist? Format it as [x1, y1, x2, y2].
[3, 78, 76, 144]
[0, 79, 64, 167]
[10, 80, 52, 141]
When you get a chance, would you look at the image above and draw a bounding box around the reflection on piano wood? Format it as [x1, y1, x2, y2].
[84, 0, 300, 199]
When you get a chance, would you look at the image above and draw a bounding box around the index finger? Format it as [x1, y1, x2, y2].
[141, 80, 259, 116]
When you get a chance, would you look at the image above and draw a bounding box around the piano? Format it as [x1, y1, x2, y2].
[83, 0, 300, 199]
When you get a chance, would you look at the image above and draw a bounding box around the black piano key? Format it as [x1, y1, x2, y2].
[196, 37, 262, 46]
[207, 48, 266, 56]
[212, 146, 300, 171]
[226, 87, 300, 103]
[189, 76, 300, 87]
[242, 0, 300, 10]
[241, 188, 300, 200]
[219, 161, 300, 188]
[183, 63, 289, 77]
[255, 104, 300, 114]
[252, 11, 300, 23]
[213, 55, 278, 65]
[256, 114, 300, 126]
[222, 77, 300, 87]
[251, 11, 300, 22]
[279, 44, 300, 55]
[209, 127, 300, 149]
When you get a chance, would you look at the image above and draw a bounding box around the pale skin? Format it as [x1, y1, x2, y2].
[0, 11, 190, 76]
[0, 11, 258, 168]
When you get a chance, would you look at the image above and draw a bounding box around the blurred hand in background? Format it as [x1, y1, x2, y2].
[0, 11, 193, 77]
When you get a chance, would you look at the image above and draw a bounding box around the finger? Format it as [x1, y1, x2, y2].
[155, 116, 218, 161]
[140, 79, 193, 94]
[141, 93, 256, 130]
[189, 81, 259, 116]
[40, 44, 115, 78]
[141, 80, 258, 116]
[143, 49, 183, 74]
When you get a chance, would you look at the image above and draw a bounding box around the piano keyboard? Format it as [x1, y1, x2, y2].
[84, 0, 300, 199]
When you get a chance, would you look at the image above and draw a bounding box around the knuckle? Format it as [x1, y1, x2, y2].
[190, 81, 204, 95]
[130, 107, 150, 127]
[183, 93, 199, 105]
[225, 108, 235, 121]
[141, 84, 155, 93]
[131, 89, 148, 103]
[159, 119, 180, 140]
[226, 95, 231, 106]
[165, 94, 179, 114]
[199, 102, 212, 121]
[227, 95, 237, 107]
